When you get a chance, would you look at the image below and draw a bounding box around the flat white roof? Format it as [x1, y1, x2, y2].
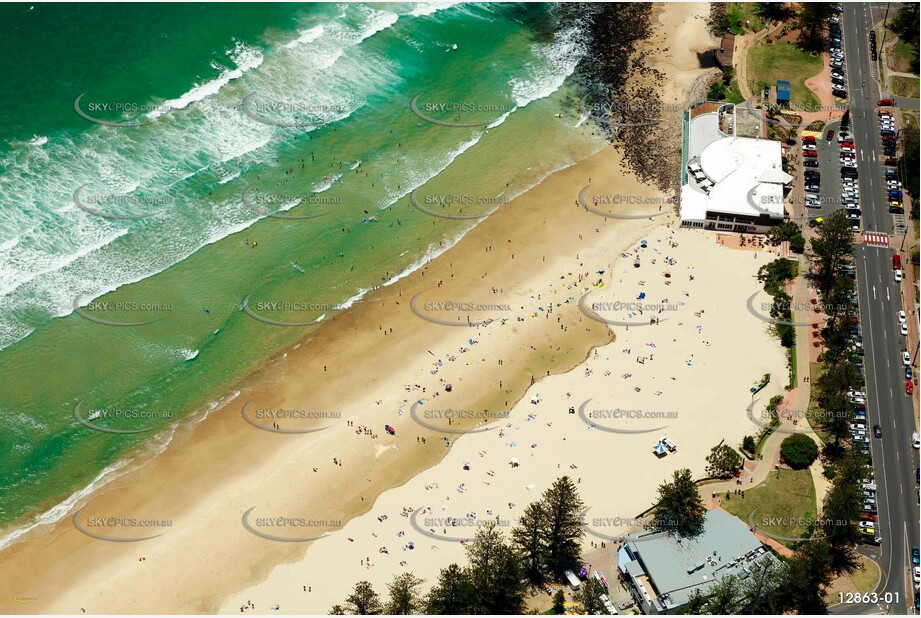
[681, 119, 792, 222]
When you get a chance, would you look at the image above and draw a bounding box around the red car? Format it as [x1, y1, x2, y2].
[878, 98, 893, 106]
[894, 254, 902, 269]
[826, 129, 835, 140]
[841, 141, 855, 147]
[908, 380, 915, 396]
[803, 136, 817, 143]
[855, 403, 866, 411]
[804, 151, 818, 158]
[860, 513, 877, 522]
[885, 157, 898, 165]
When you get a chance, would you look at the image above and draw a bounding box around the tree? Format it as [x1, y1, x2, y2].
[425, 564, 473, 615]
[465, 523, 526, 614]
[797, 3, 837, 51]
[328, 605, 346, 615]
[551, 589, 566, 614]
[511, 501, 548, 584]
[808, 210, 854, 294]
[701, 575, 743, 614]
[385, 572, 425, 615]
[778, 541, 834, 613]
[651, 468, 706, 536]
[705, 443, 743, 478]
[780, 434, 819, 469]
[540, 477, 585, 579]
[742, 435, 757, 454]
[821, 449, 868, 572]
[738, 559, 787, 614]
[574, 578, 607, 614]
[343, 581, 383, 615]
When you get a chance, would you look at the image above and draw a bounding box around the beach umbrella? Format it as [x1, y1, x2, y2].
[637, 292, 646, 300]
[652, 443, 666, 456]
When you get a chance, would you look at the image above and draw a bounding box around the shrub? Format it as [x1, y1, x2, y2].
[742, 435, 757, 454]
[780, 433, 819, 469]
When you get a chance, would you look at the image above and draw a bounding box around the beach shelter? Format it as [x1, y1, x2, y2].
[652, 443, 667, 457]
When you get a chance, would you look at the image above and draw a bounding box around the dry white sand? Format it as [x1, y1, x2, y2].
[219, 225, 790, 614]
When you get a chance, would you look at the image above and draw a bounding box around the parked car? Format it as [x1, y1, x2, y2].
[878, 98, 893, 106]
[907, 381, 914, 396]
[804, 159, 819, 168]
[895, 269, 903, 282]
[902, 350, 911, 365]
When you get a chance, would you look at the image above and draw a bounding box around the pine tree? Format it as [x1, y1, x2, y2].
[385, 572, 425, 615]
[651, 468, 706, 536]
[511, 501, 548, 584]
[541, 476, 585, 578]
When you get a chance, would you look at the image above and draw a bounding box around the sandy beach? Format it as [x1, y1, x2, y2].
[0, 4, 793, 615]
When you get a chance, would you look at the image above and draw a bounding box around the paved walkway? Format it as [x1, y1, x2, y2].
[697, 255, 828, 536]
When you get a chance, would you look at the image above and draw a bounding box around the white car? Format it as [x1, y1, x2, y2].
[899, 311, 907, 324]
[859, 520, 876, 529]
[913, 432, 920, 449]
[902, 350, 911, 365]
[840, 146, 854, 153]
[888, 181, 901, 189]
[895, 269, 903, 282]
[901, 323, 909, 336]
[915, 566, 921, 584]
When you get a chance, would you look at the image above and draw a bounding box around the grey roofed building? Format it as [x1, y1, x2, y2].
[617, 509, 780, 614]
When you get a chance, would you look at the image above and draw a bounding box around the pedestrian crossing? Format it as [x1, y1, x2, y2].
[863, 231, 889, 247]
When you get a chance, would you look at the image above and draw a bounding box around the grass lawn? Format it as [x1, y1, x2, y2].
[849, 555, 881, 594]
[728, 3, 766, 34]
[890, 75, 920, 99]
[806, 361, 833, 443]
[887, 38, 918, 75]
[747, 40, 822, 111]
[727, 78, 745, 104]
[722, 467, 817, 547]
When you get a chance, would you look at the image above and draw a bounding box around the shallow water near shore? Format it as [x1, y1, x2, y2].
[0, 3, 607, 539]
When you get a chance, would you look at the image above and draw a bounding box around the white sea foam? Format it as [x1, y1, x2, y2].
[147, 42, 265, 121]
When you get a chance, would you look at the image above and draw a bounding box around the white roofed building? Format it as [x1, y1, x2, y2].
[680, 102, 792, 234]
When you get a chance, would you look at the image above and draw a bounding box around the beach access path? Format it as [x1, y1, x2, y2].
[700, 255, 828, 557]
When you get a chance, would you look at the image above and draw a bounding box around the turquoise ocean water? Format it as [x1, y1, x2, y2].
[0, 2, 603, 546]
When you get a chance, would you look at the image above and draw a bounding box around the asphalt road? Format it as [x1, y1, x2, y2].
[833, 3, 920, 615]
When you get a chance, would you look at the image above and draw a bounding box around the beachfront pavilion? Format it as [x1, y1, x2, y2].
[617, 510, 780, 615]
[680, 102, 792, 234]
